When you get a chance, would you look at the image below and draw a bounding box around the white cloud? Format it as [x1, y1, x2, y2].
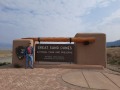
[87, 8, 120, 41]
[100, 9, 120, 25]
[97, 0, 117, 8]
[0, 0, 119, 43]
[97, 0, 110, 7]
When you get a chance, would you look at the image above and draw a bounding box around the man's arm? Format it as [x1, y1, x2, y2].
[32, 47, 34, 55]
[24, 47, 27, 57]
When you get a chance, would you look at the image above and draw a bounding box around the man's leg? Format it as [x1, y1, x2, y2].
[26, 55, 29, 68]
[29, 55, 33, 68]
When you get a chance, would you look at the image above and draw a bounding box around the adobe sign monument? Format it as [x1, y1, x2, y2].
[12, 33, 106, 68]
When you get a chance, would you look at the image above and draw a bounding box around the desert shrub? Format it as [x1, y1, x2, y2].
[118, 61, 120, 65]
[108, 59, 118, 65]
[0, 62, 5, 66]
[107, 47, 120, 66]
[7, 62, 11, 64]
[117, 59, 120, 65]
[0, 62, 10, 66]
[107, 53, 112, 57]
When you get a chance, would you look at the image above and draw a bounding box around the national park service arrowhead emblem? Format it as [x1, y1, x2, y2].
[16, 46, 25, 60]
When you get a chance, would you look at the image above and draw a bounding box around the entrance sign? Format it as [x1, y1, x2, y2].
[35, 44, 74, 62]
[13, 34, 107, 68]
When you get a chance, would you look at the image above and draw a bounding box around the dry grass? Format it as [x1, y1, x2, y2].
[0, 50, 12, 58]
[107, 47, 120, 65]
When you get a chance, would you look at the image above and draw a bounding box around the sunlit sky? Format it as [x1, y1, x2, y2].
[0, 0, 120, 44]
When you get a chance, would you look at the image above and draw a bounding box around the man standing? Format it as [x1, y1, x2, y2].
[25, 42, 34, 69]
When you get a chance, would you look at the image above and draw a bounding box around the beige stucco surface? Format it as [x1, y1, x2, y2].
[12, 39, 33, 67]
[74, 33, 106, 67]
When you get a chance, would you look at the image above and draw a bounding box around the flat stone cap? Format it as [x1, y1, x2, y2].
[75, 33, 106, 37]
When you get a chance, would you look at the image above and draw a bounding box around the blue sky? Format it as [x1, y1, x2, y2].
[0, 0, 120, 44]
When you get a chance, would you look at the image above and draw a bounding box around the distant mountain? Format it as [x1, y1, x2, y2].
[107, 40, 120, 47]
[0, 43, 12, 50]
